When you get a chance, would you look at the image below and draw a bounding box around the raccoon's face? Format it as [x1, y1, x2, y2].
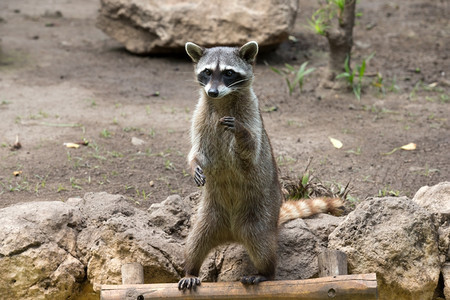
[185, 41, 258, 99]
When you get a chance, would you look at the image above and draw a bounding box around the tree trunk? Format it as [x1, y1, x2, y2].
[322, 0, 356, 88]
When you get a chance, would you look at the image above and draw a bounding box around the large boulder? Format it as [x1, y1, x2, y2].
[97, 0, 299, 54]
[329, 197, 440, 300]
[73, 192, 184, 291]
[0, 201, 85, 300]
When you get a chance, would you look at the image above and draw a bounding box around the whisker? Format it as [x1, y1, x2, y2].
[228, 78, 251, 88]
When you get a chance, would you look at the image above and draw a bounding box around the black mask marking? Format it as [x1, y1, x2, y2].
[197, 69, 211, 86]
[222, 70, 244, 87]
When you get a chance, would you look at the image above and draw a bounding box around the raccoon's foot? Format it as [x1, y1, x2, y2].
[240, 274, 269, 285]
[194, 166, 206, 186]
[178, 276, 201, 290]
[219, 116, 236, 132]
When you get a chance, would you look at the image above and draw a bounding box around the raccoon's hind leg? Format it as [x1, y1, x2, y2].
[239, 221, 277, 285]
[178, 201, 227, 290]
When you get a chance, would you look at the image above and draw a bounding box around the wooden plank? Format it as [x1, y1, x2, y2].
[318, 249, 348, 277]
[121, 263, 144, 285]
[101, 273, 378, 300]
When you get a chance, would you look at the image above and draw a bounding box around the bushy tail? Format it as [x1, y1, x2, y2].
[278, 197, 344, 225]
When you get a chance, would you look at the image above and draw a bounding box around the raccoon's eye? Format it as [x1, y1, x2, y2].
[224, 70, 235, 77]
[204, 69, 212, 76]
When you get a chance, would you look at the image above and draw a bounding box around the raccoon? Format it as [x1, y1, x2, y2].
[178, 41, 343, 290]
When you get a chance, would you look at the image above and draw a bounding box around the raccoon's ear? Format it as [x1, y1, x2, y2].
[239, 41, 259, 64]
[185, 42, 204, 63]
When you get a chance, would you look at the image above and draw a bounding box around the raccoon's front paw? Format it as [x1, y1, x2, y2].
[219, 116, 236, 131]
[178, 276, 201, 290]
[194, 166, 206, 186]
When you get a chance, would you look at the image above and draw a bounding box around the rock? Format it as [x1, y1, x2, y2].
[97, 0, 299, 54]
[200, 216, 334, 282]
[74, 192, 184, 292]
[148, 193, 199, 239]
[443, 263, 450, 299]
[329, 197, 440, 300]
[413, 182, 450, 214]
[303, 213, 344, 247]
[413, 182, 450, 262]
[0, 201, 85, 300]
[277, 218, 325, 280]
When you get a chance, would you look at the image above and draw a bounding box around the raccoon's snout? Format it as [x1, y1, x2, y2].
[207, 88, 219, 98]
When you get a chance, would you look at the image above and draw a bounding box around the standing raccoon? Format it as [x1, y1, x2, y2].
[179, 41, 343, 290]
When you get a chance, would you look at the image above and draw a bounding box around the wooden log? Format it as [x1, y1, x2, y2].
[318, 249, 348, 277]
[121, 263, 144, 285]
[101, 273, 378, 300]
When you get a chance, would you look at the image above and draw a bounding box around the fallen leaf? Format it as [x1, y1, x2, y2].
[64, 142, 80, 149]
[382, 142, 417, 155]
[400, 143, 416, 151]
[329, 137, 343, 149]
[13, 171, 22, 176]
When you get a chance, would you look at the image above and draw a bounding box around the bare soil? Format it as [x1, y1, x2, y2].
[0, 0, 448, 210]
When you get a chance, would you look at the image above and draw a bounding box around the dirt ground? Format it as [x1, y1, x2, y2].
[0, 0, 448, 211]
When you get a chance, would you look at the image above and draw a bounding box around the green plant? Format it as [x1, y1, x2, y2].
[372, 73, 386, 96]
[308, 0, 347, 35]
[308, 8, 330, 35]
[336, 53, 375, 100]
[57, 184, 67, 193]
[331, 0, 346, 11]
[388, 76, 400, 93]
[164, 159, 174, 170]
[70, 177, 82, 190]
[378, 186, 401, 197]
[268, 61, 315, 95]
[100, 129, 112, 138]
[409, 81, 422, 101]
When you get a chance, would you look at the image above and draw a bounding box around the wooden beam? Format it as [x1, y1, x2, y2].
[121, 263, 144, 285]
[101, 273, 378, 300]
[318, 249, 348, 277]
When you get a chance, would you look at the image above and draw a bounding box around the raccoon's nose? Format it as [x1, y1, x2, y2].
[207, 88, 219, 98]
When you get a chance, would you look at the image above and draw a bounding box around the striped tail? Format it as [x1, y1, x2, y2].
[278, 197, 344, 225]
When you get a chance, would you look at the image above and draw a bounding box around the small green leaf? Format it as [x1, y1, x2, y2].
[285, 63, 296, 72]
[301, 172, 310, 186]
[336, 73, 350, 79]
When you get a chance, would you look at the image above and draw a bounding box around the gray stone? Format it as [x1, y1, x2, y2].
[413, 182, 450, 262]
[199, 216, 333, 282]
[413, 182, 450, 214]
[0, 201, 84, 300]
[442, 263, 450, 299]
[74, 192, 184, 291]
[148, 193, 199, 239]
[329, 197, 440, 300]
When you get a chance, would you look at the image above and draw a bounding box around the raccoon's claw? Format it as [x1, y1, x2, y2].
[194, 166, 206, 186]
[240, 275, 269, 285]
[219, 116, 236, 131]
[178, 276, 201, 290]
